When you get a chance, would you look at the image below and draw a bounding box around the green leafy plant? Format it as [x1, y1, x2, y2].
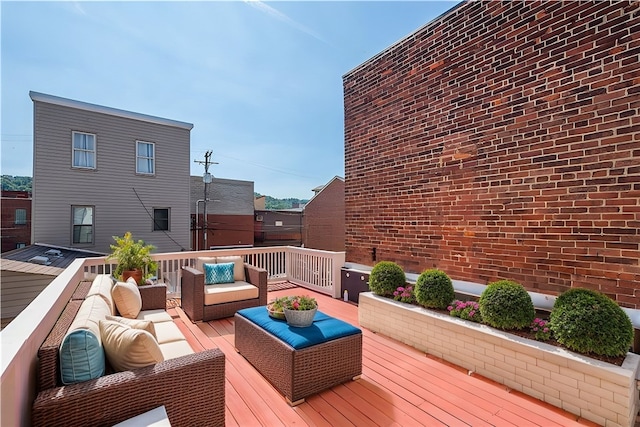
[478, 280, 535, 330]
[270, 295, 318, 312]
[368, 261, 406, 297]
[448, 300, 483, 323]
[393, 285, 416, 304]
[549, 288, 633, 357]
[414, 269, 455, 309]
[107, 231, 157, 280]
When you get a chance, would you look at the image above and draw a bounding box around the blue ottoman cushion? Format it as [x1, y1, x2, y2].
[237, 306, 361, 350]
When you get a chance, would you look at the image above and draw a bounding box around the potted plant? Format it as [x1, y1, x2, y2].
[107, 231, 157, 284]
[267, 295, 318, 327]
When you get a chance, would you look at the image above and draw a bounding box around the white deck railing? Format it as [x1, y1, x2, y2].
[86, 246, 345, 299]
[0, 246, 345, 426]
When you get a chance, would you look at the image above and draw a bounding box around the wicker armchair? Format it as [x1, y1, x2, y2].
[32, 284, 226, 427]
[182, 263, 268, 322]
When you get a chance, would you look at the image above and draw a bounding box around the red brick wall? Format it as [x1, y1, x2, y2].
[303, 178, 346, 252]
[343, 1, 640, 308]
[1, 191, 32, 252]
[191, 214, 253, 249]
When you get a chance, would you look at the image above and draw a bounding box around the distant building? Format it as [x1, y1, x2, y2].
[30, 91, 193, 254]
[254, 195, 266, 210]
[190, 176, 254, 249]
[1, 190, 32, 253]
[254, 209, 303, 247]
[302, 176, 345, 252]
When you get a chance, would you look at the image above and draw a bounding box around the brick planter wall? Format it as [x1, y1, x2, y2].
[343, 1, 640, 308]
[359, 292, 640, 427]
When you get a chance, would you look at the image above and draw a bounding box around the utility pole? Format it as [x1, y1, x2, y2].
[194, 151, 218, 250]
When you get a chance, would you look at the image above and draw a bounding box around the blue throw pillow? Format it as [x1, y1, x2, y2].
[59, 329, 105, 384]
[204, 262, 235, 285]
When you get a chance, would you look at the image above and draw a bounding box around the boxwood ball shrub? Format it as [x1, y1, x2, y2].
[414, 269, 454, 309]
[368, 261, 406, 297]
[478, 280, 535, 330]
[550, 288, 633, 357]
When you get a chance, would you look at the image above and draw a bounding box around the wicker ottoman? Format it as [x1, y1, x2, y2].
[235, 307, 363, 406]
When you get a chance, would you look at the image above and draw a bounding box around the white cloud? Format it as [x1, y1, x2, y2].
[243, 0, 327, 44]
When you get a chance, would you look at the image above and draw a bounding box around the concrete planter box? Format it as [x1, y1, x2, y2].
[358, 292, 640, 427]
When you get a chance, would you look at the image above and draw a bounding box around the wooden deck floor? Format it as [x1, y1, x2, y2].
[168, 285, 600, 427]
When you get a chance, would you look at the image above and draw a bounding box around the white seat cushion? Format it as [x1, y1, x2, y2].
[153, 320, 186, 344]
[137, 309, 173, 323]
[159, 340, 194, 360]
[204, 281, 259, 305]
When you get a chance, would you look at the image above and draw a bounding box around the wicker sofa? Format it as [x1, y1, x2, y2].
[32, 275, 225, 427]
[181, 256, 268, 322]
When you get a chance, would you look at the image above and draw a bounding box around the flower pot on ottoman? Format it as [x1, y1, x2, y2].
[284, 307, 317, 327]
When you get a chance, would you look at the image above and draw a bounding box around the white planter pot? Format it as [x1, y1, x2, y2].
[358, 292, 640, 427]
[284, 307, 317, 327]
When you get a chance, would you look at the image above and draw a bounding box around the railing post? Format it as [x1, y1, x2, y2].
[331, 252, 346, 299]
[284, 247, 292, 282]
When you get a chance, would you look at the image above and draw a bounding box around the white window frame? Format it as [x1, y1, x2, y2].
[72, 205, 94, 245]
[15, 208, 27, 225]
[136, 141, 155, 175]
[72, 131, 96, 169]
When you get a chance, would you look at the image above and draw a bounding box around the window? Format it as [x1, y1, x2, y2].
[136, 141, 155, 174]
[72, 132, 96, 169]
[72, 206, 93, 244]
[16, 243, 26, 249]
[15, 208, 27, 225]
[153, 208, 169, 231]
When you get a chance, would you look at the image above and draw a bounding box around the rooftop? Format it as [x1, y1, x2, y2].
[1, 247, 638, 426]
[1, 243, 105, 270]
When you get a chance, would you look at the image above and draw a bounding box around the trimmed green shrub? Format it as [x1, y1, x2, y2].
[478, 280, 535, 330]
[368, 261, 406, 297]
[414, 269, 455, 309]
[549, 288, 633, 357]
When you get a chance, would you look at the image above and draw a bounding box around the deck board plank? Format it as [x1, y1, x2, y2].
[173, 285, 600, 427]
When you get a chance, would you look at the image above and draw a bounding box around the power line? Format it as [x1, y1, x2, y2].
[131, 187, 187, 251]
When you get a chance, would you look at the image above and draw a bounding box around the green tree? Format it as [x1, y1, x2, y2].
[1, 175, 32, 192]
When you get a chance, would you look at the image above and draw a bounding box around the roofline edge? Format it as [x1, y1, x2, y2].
[29, 91, 194, 131]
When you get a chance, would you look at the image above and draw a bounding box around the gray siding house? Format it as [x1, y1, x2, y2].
[30, 91, 193, 254]
[190, 176, 254, 250]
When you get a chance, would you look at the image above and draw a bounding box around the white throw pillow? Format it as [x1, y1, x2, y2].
[111, 281, 142, 319]
[105, 315, 156, 339]
[99, 320, 164, 372]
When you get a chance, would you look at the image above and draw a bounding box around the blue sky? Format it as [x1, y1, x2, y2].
[2, 1, 458, 199]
